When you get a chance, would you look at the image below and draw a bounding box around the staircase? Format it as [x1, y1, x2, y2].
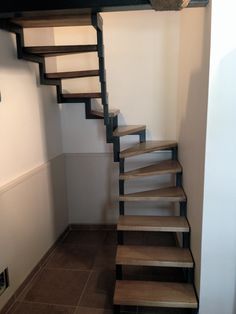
[0, 12, 198, 314]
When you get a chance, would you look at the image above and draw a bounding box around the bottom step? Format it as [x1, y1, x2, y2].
[114, 280, 198, 309]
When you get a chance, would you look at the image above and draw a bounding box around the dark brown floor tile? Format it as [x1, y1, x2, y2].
[75, 307, 113, 314]
[23, 269, 89, 306]
[70, 225, 116, 231]
[62, 231, 107, 247]
[104, 231, 117, 246]
[45, 245, 97, 270]
[8, 302, 75, 314]
[79, 269, 115, 309]
[93, 246, 116, 269]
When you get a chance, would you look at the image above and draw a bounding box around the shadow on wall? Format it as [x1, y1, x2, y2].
[234, 261, 236, 314]
[0, 29, 32, 71]
[177, 6, 211, 295]
[207, 48, 236, 314]
[197, 48, 236, 314]
[0, 28, 67, 239]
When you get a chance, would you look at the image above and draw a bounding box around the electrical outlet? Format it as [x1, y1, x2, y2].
[0, 268, 9, 296]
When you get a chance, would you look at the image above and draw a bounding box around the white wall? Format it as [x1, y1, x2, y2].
[56, 11, 180, 154]
[0, 29, 68, 310]
[0, 29, 61, 187]
[66, 151, 174, 224]
[199, 1, 236, 313]
[55, 11, 181, 224]
[177, 7, 211, 292]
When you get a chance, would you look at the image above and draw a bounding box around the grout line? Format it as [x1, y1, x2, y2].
[40, 248, 59, 269]
[76, 270, 93, 309]
[44, 266, 93, 272]
[4, 299, 17, 314]
[3, 229, 69, 314]
[15, 267, 44, 302]
[12, 300, 77, 309]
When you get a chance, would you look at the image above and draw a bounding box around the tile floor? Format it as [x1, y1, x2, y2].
[6, 229, 193, 314]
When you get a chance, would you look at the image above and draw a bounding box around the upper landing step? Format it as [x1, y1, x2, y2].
[0, 1, 209, 19]
[11, 14, 93, 28]
[120, 141, 177, 158]
[150, 0, 207, 10]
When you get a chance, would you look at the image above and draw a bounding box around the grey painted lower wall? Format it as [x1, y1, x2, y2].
[0, 155, 68, 311]
[65, 152, 174, 224]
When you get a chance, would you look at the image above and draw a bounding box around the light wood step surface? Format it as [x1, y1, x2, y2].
[12, 14, 92, 28]
[120, 141, 177, 158]
[119, 186, 186, 202]
[116, 245, 193, 268]
[118, 216, 189, 232]
[46, 70, 99, 79]
[91, 108, 120, 118]
[120, 160, 182, 180]
[113, 125, 146, 137]
[114, 280, 198, 308]
[23, 45, 98, 57]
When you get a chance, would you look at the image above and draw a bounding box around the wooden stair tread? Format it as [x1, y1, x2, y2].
[62, 93, 102, 99]
[120, 141, 177, 158]
[116, 245, 193, 268]
[113, 125, 146, 137]
[12, 14, 92, 28]
[23, 45, 98, 57]
[119, 186, 186, 202]
[46, 70, 99, 79]
[114, 280, 198, 308]
[118, 216, 189, 232]
[91, 108, 120, 118]
[120, 160, 182, 180]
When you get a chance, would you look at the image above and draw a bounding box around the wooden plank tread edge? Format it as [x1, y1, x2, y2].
[113, 125, 146, 137]
[62, 93, 102, 99]
[119, 186, 186, 202]
[46, 70, 99, 79]
[114, 280, 198, 308]
[11, 14, 92, 28]
[91, 109, 120, 117]
[120, 141, 177, 158]
[116, 245, 194, 268]
[117, 215, 190, 232]
[23, 45, 98, 57]
[119, 160, 182, 180]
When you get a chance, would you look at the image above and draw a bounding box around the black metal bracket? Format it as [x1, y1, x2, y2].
[176, 172, 183, 187]
[172, 146, 178, 160]
[116, 265, 123, 280]
[114, 305, 121, 314]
